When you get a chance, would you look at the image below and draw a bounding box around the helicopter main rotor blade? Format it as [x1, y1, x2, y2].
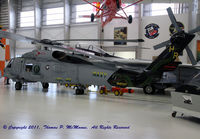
[189, 26, 200, 34]
[54, 39, 144, 43]
[153, 40, 171, 50]
[0, 30, 39, 43]
[167, 7, 182, 33]
[185, 46, 197, 65]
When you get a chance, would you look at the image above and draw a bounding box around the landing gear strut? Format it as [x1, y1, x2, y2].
[15, 82, 22, 90]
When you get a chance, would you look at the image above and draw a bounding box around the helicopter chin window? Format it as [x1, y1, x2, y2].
[25, 64, 33, 72]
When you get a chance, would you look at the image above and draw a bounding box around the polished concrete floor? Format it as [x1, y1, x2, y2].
[0, 79, 200, 139]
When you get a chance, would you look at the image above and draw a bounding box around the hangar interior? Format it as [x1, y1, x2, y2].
[0, 0, 200, 138]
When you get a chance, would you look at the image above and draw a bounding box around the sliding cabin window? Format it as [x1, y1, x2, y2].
[25, 64, 33, 72]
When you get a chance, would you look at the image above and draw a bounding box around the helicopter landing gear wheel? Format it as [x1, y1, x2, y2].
[91, 13, 95, 22]
[143, 85, 155, 95]
[15, 82, 22, 90]
[172, 111, 177, 118]
[42, 82, 49, 89]
[75, 88, 84, 95]
[75, 85, 85, 95]
[128, 15, 132, 24]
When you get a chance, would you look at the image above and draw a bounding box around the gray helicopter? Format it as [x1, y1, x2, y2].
[4, 49, 118, 94]
[1, 7, 200, 95]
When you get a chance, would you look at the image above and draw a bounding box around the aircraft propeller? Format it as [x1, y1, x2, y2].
[153, 7, 200, 65]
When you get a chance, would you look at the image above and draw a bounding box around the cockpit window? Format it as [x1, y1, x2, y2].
[25, 64, 33, 72]
[7, 59, 14, 68]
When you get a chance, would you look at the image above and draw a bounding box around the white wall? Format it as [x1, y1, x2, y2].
[141, 13, 189, 63]
[15, 29, 35, 56]
[103, 18, 139, 59]
[41, 26, 64, 40]
[15, 26, 65, 56]
[15, 23, 99, 56]
[114, 52, 136, 59]
[70, 23, 99, 46]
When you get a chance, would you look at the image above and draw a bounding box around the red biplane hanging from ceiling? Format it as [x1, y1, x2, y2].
[82, 0, 144, 29]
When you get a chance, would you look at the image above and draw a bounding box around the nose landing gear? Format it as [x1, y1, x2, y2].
[42, 82, 49, 89]
[75, 85, 85, 95]
[15, 82, 22, 90]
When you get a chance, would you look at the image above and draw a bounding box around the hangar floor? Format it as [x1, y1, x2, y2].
[0, 79, 200, 139]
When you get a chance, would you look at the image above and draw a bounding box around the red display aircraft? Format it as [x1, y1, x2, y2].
[83, 0, 144, 29]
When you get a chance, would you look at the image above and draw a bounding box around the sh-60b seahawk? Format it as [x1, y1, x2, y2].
[1, 8, 200, 95]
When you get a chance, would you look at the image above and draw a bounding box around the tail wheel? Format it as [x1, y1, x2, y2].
[91, 13, 95, 22]
[114, 90, 120, 96]
[128, 15, 132, 24]
[116, 0, 120, 9]
[143, 85, 155, 95]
